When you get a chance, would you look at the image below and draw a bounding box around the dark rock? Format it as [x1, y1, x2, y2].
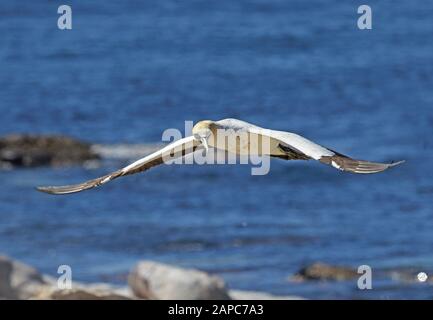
[0, 134, 99, 168]
[290, 262, 358, 282]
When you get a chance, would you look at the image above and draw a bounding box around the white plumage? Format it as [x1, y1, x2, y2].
[37, 118, 404, 195]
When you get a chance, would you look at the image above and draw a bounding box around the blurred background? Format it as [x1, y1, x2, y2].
[0, 0, 432, 299]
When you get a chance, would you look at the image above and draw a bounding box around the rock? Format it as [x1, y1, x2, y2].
[0, 256, 16, 299]
[33, 284, 133, 300]
[0, 255, 49, 299]
[290, 262, 358, 282]
[229, 290, 304, 300]
[0, 255, 133, 300]
[128, 261, 231, 300]
[0, 134, 99, 168]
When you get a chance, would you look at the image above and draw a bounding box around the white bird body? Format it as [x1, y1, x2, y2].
[213, 119, 334, 159]
[37, 118, 404, 195]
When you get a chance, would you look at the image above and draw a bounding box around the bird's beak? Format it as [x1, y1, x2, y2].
[194, 133, 210, 155]
[200, 136, 209, 154]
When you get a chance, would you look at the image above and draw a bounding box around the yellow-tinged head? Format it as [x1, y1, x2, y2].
[192, 120, 215, 133]
[192, 120, 217, 153]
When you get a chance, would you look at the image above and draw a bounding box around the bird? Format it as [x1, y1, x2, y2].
[36, 118, 404, 195]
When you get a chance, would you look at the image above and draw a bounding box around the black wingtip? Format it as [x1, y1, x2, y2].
[389, 160, 405, 167]
[35, 185, 81, 195]
[36, 186, 59, 195]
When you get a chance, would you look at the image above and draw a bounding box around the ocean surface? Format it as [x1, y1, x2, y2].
[1, 0, 433, 299]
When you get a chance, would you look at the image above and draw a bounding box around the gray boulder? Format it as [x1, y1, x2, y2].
[0, 256, 16, 299]
[0, 134, 99, 168]
[0, 255, 49, 299]
[128, 261, 231, 300]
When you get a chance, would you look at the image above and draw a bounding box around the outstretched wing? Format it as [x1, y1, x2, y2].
[216, 118, 404, 174]
[316, 151, 404, 174]
[37, 136, 200, 195]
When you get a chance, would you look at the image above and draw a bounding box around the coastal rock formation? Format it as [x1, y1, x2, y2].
[33, 284, 133, 300]
[1, 254, 308, 300]
[0, 255, 133, 300]
[229, 290, 304, 300]
[0, 256, 16, 299]
[0, 134, 99, 168]
[128, 261, 231, 300]
[290, 262, 358, 282]
[0, 255, 49, 299]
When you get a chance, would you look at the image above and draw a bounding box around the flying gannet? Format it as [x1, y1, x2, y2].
[37, 118, 404, 195]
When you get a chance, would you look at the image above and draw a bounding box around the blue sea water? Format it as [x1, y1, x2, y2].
[0, 0, 433, 299]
